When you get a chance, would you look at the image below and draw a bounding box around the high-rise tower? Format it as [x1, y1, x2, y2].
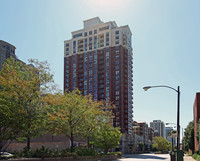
[64, 17, 133, 134]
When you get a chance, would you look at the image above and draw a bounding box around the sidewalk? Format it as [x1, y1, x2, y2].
[184, 155, 196, 161]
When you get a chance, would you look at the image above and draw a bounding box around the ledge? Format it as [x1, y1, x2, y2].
[7, 154, 120, 161]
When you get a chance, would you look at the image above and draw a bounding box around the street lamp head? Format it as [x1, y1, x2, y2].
[143, 86, 151, 91]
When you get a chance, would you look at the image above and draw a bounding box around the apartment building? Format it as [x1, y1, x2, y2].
[64, 17, 133, 134]
[0, 40, 16, 70]
[150, 120, 165, 137]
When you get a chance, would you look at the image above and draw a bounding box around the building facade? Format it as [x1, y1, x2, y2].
[0, 40, 16, 70]
[193, 92, 200, 151]
[64, 17, 133, 134]
[150, 120, 165, 138]
[165, 127, 176, 146]
[148, 127, 154, 142]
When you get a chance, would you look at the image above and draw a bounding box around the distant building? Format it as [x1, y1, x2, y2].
[150, 120, 165, 138]
[64, 17, 133, 134]
[165, 127, 176, 145]
[148, 127, 154, 142]
[132, 121, 151, 151]
[193, 92, 200, 152]
[0, 40, 16, 70]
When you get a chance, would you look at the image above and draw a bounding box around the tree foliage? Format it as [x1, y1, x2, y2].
[91, 124, 122, 154]
[183, 121, 194, 152]
[44, 89, 116, 152]
[0, 57, 55, 151]
[152, 137, 171, 152]
[0, 57, 120, 154]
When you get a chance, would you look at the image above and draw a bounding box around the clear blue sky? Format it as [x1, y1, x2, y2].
[1, 0, 200, 132]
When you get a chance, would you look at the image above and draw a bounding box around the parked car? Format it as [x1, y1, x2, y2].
[0, 152, 13, 159]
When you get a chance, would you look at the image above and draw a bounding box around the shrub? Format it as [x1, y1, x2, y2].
[192, 153, 200, 161]
[107, 152, 122, 157]
[32, 146, 52, 158]
[74, 147, 98, 156]
[16, 147, 34, 158]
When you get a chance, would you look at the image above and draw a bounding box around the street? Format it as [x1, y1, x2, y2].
[114, 153, 170, 161]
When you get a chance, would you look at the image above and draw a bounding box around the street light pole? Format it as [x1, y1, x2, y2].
[143, 85, 180, 151]
[177, 86, 180, 151]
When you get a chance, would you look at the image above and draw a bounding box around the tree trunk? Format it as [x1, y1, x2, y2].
[27, 137, 30, 150]
[70, 131, 74, 153]
[87, 137, 90, 148]
[104, 148, 108, 154]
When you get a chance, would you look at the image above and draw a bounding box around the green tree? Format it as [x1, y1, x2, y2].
[196, 119, 200, 151]
[80, 101, 115, 148]
[44, 90, 98, 152]
[91, 124, 122, 154]
[183, 121, 194, 152]
[0, 95, 24, 151]
[44, 90, 116, 153]
[0, 57, 55, 151]
[152, 137, 171, 152]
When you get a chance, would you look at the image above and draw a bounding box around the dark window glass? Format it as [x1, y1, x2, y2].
[115, 30, 119, 35]
[94, 29, 97, 34]
[6, 45, 10, 51]
[73, 33, 82, 38]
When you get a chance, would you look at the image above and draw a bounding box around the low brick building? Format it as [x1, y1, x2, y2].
[7, 134, 86, 152]
[193, 92, 200, 152]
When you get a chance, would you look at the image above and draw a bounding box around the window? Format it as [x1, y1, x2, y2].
[84, 32, 87, 36]
[116, 96, 119, 100]
[99, 84, 104, 88]
[116, 76, 119, 80]
[116, 55, 119, 59]
[115, 36, 119, 39]
[66, 52, 69, 56]
[115, 46, 119, 50]
[116, 91, 119, 95]
[73, 33, 82, 38]
[66, 43, 69, 47]
[116, 61, 119, 65]
[99, 79, 104, 83]
[116, 66, 119, 70]
[116, 81, 119, 85]
[116, 101, 119, 105]
[94, 29, 97, 34]
[99, 89, 104, 93]
[99, 74, 104, 79]
[66, 48, 69, 51]
[115, 41, 119, 45]
[115, 30, 119, 35]
[116, 71, 119, 75]
[100, 94, 104, 98]
[89, 31, 92, 35]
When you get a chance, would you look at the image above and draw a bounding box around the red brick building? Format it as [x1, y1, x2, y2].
[193, 92, 200, 151]
[64, 17, 133, 134]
